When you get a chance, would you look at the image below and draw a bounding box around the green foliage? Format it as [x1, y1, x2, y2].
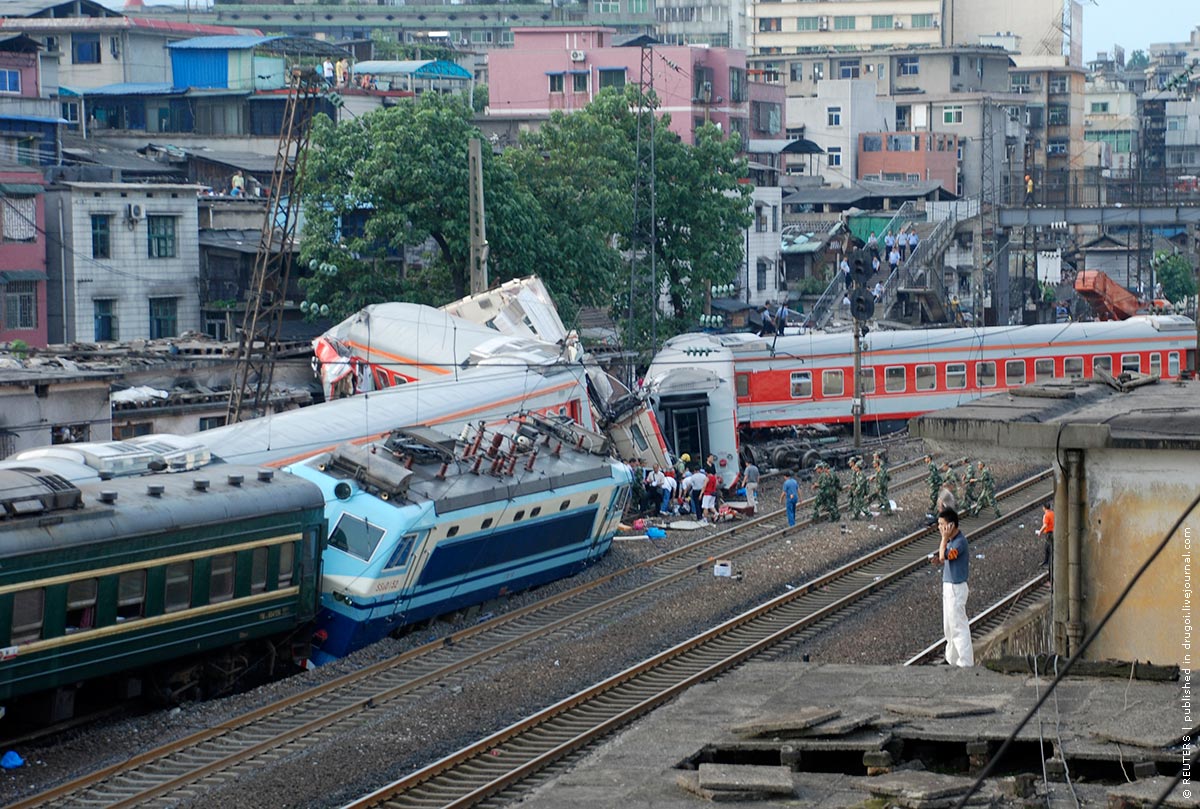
[1154, 252, 1196, 302]
[1127, 50, 1150, 69]
[7, 339, 28, 359]
[797, 276, 827, 295]
[471, 83, 488, 113]
[300, 85, 752, 344]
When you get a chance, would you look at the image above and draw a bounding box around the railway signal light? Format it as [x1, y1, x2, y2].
[850, 289, 875, 321]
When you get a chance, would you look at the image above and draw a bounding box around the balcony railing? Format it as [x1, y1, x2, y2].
[1003, 168, 1200, 207]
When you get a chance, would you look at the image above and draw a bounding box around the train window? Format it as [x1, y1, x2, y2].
[117, 571, 146, 621]
[278, 542, 295, 588]
[210, 553, 235, 604]
[447, 526, 460, 538]
[630, 423, 650, 452]
[329, 513, 386, 561]
[1169, 352, 1180, 377]
[1093, 355, 1112, 374]
[946, 363, 966, 390]
[530, 507, 541, 517]
[11, 589, 44, 643]
[65, 579, 98, 633]
[1121, 354, 1141, 373]
[1035, 359, 1054, 382]
[884, 366, 905, 393]
[790, 371, 812, 398]
[384, 534, 417, 569]
[480, 517, 494, 530]
[858, 368, 875, 395]
[735, 373, 750, 397]
[1005, 360, 1026, 386]
[822, 369, 844, 397]
[588, 493, 599, 504]
[559, 500, 571, 511]
[1064, 357, 1083, 377]
[1150, 353, 1162, 377]
[164, 562, 193, 613]
[976, 361, 996, 387]
[915, 365, 936, 391]
[250, 548, 268, 594]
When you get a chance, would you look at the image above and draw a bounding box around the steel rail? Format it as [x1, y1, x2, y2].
[10, 455, 992, 809]
[345, 479, 1053, 808]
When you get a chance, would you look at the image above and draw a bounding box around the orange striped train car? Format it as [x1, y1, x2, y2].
[645, 316, 1196, 487]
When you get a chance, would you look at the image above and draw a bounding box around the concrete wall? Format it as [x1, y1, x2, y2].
[0, 377, 113, 456]
[951, 0, 1082, 65]
[1080, 449, 1200, 667]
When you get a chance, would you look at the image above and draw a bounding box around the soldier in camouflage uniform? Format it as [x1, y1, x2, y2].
[872, 454, 891, 514]
[820, 462, 842, 522]
[925, 455, 942, 514]
[960, 460, 978, 517]
[974, 460, 1001, 517]
[848, 457, 871, 520]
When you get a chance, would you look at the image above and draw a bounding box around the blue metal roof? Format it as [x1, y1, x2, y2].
[0, 113, 69, 124]
[351, 60, 472, 80]
[167, 35, 282, 51]
[79, 83, 179, 96]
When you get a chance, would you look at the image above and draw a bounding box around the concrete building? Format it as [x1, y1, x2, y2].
[0, 164, 49, 348]
[784, 79, 893, 189]
[0, 366, 117, 455]
[1165, 98, 1200, 176]
[950, 0, 1083, 66]
[489, 27, 759, 146]
[1009, 61, 1086, 180]
[750, 0, 945, 56]
[43, 181, 202, 344]
[857, 130, 959, 193]
[1082, 72, 1140, 172]
[656, 0, 746, 49]
[0, 33, 64, 166]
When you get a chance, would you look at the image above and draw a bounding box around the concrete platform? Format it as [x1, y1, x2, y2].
[517, 663, 1187, 808]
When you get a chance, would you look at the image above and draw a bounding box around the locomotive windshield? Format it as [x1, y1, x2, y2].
[329, 513, 386, 562]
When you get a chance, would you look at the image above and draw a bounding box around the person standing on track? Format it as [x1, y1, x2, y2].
[780, 470, 801, 527]
[739, 460, 760, 512]
[933, 508, 974, 667]
[925, 454, 942, 516]
[1036, 502, 1055, 567]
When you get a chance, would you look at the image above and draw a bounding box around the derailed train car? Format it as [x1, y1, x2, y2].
[0, 463, 326, 723]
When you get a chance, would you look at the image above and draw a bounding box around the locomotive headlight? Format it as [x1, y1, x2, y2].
[334, 481, 353, 500]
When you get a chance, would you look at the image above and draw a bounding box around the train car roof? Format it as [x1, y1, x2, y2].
[0, 466, 324, 559]
[200, 362, 591, 468]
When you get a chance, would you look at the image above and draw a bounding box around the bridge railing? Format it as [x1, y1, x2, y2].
[1003, 168, 1200, 208]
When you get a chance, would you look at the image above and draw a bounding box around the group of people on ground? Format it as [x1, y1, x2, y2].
[863, 228, 920, 272]
[322, 57, 353, 87]
[925, 456, 1000, 521]
[774, 453, 892, 528]
[627, 453, 728, 524]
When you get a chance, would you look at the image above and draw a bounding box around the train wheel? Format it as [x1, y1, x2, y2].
[800, 449, 821, 469]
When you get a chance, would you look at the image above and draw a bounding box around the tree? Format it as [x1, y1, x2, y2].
[1127, 50, 1150, 69]
[1153, 251, 1196, 303]
[299, 93, 544, 317]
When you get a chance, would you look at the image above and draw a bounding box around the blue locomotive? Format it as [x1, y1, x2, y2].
[0, 461, 326, 723]
[293, 419, 632, 664]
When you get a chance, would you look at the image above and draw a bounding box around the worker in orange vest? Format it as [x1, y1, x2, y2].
[1036, 502, 1055, 566]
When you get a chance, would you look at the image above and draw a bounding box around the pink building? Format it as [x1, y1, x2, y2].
[857, 131, 959, 194]
[489, 28, 777, 147]
[0, 166, 48, 347]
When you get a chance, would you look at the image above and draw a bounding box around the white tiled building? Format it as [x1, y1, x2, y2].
[44, 182, 202, 343]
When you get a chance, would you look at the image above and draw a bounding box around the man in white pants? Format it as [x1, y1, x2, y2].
[933, 508, 974, 667]
[740, 461, 760, 511]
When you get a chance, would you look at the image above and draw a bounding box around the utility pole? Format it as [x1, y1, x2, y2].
[468, 137, 488, 295]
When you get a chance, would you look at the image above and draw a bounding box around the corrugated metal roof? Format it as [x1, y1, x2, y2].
[79, 82, 179, 96]
[0, 113, 68, 124]
[352, 60, 472, 79]
[168, 35, 281, 51]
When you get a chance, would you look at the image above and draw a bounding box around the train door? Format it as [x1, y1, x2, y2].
[656, 393, 709, 465]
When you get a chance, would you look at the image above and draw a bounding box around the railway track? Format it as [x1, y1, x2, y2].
[904, 572, 1052, 666]
[13, 457, 1031, 809]
[342, 475, 1054, 808]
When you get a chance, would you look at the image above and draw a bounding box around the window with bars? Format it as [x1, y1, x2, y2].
[2, 195, 36, 241]
[599, 69, 625, 90]
[148, 297, 177, 339]
[4, 281, 36, 330]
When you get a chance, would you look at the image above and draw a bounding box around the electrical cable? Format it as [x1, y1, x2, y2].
[952, 487, 1200, 808]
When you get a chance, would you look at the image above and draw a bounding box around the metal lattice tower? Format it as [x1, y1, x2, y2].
[628, 38, 657, 370]
[226, 67, 323, 423]
[976, 99, 1002, 323]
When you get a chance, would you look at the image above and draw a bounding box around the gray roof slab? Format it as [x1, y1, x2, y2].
[514, 664, 1183, 809]
[697, 763, 795, 794]
[1106, 776, 1196, 808]
[731, 708, 841, 738]
[884, 700, 998, 718]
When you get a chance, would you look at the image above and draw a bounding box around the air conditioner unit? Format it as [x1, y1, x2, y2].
[818, 17, 829, 30]
[569, 49, 586, 62]
[127, 203, 145, 221]
[894, 20, 904, 29]
[933, 18, 940, 28]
